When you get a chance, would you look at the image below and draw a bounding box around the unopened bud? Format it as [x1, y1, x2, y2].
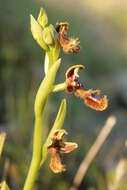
[30, 15, 49, 51]
[42, 25, 55, 46]
[37, 8, 48, 28]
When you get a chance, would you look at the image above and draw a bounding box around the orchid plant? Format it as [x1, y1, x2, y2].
[22, 7, 107, 190]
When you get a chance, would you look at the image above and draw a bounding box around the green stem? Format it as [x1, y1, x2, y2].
[52, 82, 67, 92]
[44, 49, 53, 75]
[23, 117, 42, 190]
[47, 50, 52, 69]
[23, 59, 61, 190]
[45, 43, 60, 74]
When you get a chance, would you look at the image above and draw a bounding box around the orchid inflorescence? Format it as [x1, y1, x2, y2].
[23, 7, 108, 190]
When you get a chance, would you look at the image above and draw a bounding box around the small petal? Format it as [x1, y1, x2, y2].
[56, 22, 69, 34]
[50, 152, 66, 173]
[60, 142, 78, 153]
[53, 129, 67, 141]
[65, 65, 85, 79]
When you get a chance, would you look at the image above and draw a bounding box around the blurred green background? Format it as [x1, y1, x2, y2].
[0, 0, 127, 189]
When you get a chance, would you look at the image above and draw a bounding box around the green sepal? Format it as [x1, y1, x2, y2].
[37, 7, 48, 28]
[41, 98, 66, 165]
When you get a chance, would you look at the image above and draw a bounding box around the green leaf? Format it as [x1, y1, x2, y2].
[41, 98, 66, 165]
[48, 98, 66, 134]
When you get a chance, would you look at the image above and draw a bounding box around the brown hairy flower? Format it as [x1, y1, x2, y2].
[47, 129, 78, 173]
[56, 22, 80, 54]
[65, 65, 108, 111]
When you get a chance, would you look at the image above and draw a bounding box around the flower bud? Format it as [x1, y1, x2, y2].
[30, 15, 49, 51]
[42, 25, 55, 46]
[37, 7, 48, 28]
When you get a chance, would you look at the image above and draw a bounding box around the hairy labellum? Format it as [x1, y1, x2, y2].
[75, 89, 108, 111]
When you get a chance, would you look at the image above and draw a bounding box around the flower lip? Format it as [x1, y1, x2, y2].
[53, 129, 67, 140]
[75, 89, 108, 111]
[84, 93, 108, 111]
